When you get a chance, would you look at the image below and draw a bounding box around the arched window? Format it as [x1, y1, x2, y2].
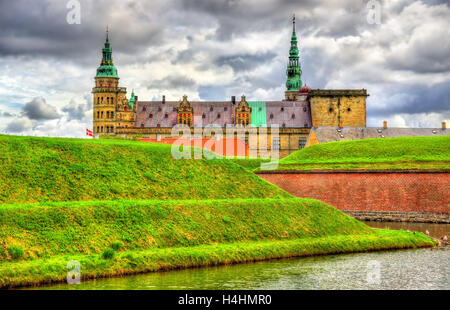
[107, 111, 110, 118]
[111, 98, 114, 105]
[217, 113, 221, 119]
[165, 113, 169, 118]
[270, 114, 273, 119]
[107, 98, 109, 104]
[97, 111, 100, 119]
[202, 113, 206, 119]
[111, 112, 114, 119]
[97, 97, 100, 104]
[291, 113, 295, 119]
[101, 111, 104, 118]
[149, 113, 153, 118]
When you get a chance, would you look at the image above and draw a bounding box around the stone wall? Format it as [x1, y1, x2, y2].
[257, 170, 450, 223]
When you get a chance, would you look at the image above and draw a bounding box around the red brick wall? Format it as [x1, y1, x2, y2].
[258, 172, 450, 214]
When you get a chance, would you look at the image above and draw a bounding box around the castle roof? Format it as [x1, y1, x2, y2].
[135, 100, 312, 128]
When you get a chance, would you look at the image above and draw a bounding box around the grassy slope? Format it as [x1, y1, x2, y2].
[0, 199, 434, 288]
[274, 135, 450, 170]
[0, 135, 289, 203]
[0, 135, 437, 287]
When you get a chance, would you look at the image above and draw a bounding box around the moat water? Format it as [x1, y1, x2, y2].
[32, 222, 450, 290]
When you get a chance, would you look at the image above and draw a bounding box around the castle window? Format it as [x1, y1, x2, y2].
[298, 138, 307, 149]
[329, 107, 333, 113]
[107, 111, 110, 118]
[210, 106, 213, 112]
[142, 106, 146, 112]
[270, 114, 273, 119]
[101, 126, 103, 133]
[111, 98, 114, 105]
[202, 113, 206, 119]
[165, 113, 168, 118]
[97, 97, 100, 104]
[97, 126, 99, 133]
[149, 113, 153, 118]
[141, 123, 144, 128]
[97, 111, 100, 119]
[101, 111, 104, 118]
[272, 137, 280, 150]
[217, 113, 221, 119]
[110, 127, 114, 133]
[101, 97, 104, 103]
[291, 113, 295, 119]
[158, 107, 162, 112]
[281, 107, 284, 112]
[347, 107, 351, 112]
[111, 112, 114, 118]
[224, 107, 228, 111]
[107, 98, 110, 104]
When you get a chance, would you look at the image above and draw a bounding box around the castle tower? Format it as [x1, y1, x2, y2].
[285, 15, 303, 101]
[92, 27, 132, 135]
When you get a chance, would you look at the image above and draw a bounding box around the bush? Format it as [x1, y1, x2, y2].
[222, 216, 231, 224]
[111, 241, 122, 251]
[7, 245, 24, 260]
[102, 248, 115, 260]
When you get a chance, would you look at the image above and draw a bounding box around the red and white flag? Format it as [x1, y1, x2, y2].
[86, 129, 93, 137]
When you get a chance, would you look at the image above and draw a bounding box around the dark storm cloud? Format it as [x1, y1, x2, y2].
[22, 98, 59, 120]
[149, 75, 196, 90]
[1, 111, 15, 117]
[215, 52, 277, 72]
[0, 0, 167, 65]
[62, 100, 88, 121]
[369, 82, 450, 117]
[6, 118, 33, 133]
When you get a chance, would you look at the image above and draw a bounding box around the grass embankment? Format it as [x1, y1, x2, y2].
[0, 135, 437, 288]
[273, 135, 450, 171]
[0, 135, 288, 203]
[0, 198, 434, 288]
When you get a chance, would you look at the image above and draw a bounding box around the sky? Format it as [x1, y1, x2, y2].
[0, 0, 449, 138]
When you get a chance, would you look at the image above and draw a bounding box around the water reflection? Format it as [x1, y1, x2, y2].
[33, 248, 449, 290]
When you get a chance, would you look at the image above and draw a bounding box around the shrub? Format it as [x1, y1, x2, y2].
[102, 248, 115, 260]
[111, 241, 122, 251]
[222, 216, 231, 224]
[7, 245, 24, 260]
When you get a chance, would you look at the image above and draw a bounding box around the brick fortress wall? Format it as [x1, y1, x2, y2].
[257, 170, 450, 223]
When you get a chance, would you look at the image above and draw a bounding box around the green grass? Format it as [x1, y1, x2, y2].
[0, 135, 438, 288]
[0, 229, 434, 288]
[0, 135, 289, 203]
[0, 198, 373, 261]
[274, 135, 450, 170]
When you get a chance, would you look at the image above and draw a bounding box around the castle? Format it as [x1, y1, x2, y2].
[92, 17, 371, 158]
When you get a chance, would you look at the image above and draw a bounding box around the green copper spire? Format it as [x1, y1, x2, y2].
[286, 14, 302, 91]
[96, 26, 119, 78]
[129, 89, 135, 109]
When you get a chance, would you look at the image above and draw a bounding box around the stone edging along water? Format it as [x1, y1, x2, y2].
[0, 230, 436, 289]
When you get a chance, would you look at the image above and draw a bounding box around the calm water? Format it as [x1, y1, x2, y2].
[32, 222, 449, 290]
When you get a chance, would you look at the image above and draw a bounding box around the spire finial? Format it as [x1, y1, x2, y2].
[293, 13, 295, 24]
[106, 25, 109, 42]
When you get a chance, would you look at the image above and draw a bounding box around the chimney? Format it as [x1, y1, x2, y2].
[383, 121, 388, 129]
[443, 122, 447, 129]
[162, 95, 166, 104]
[231, 96, 236, 104]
